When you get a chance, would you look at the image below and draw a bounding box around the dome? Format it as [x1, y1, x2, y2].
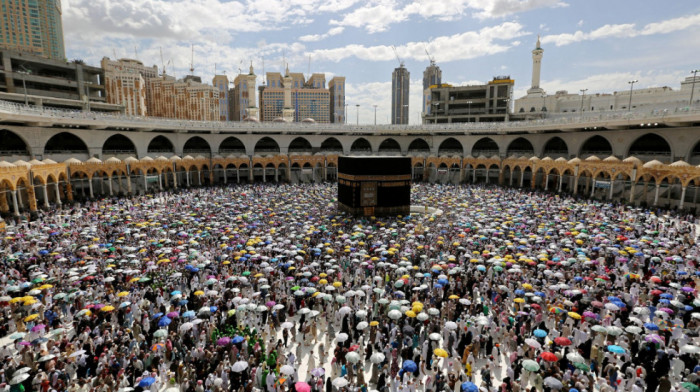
[541, 157, 553, 161]
[212, 155, 224, 159]
[568, 158, 581, 164]
[301, 118, 316, 124]
[622, 156, 643, 165]
[489, 155, 500, 160]
[0, 161, 15, 168]
[124, 156, 139, 163]
[506, 155, 519, 160]
[273, 117, 289, 123]
[194, 155, 206, 160]
[182, 155, 194, 160]
[243, 117, 260, 123]
[42, 159, 57, 164]
[555, 157, 568, 163]
[140, 156, 154, 162]
[585, 155, 600, 161]
[603, 156, 620, 162]
[529, 156, 540, 161]
[63, 158, 82, 164]
[105, 157, 122, 163]
[670, 160, 691, 167]
[169, 156, 182, 161]
[85, 158, 101, 164]
[477, 155, 488, 159]
[13, 160, 32, 166]
[642, 160, 664, 168]
[28, 159, 45, 165]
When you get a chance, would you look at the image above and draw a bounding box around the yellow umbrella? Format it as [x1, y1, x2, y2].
[448, 295, 459, 300]
[333, 282, 342, 288]
[405, 310, 416, 318]
[369, 321, 379, 327]
[521, 283, 533, 290]
[567, 312, 581, 320]
[223, 261, 231, 265]
[117, 291, 129, 297]
[23, 299, 37, 306]
[129, 277, 140, 283]
[24, 314, 39, 322]
[254, 273, 264, 278]
[433, 348, 448, 358]
[38, 284, 53, 290]
[319, 279, 328, 285]
[9, 297, 23, 304]
[319, 273, 328, 278]
[514, 298, 525, 303]
[102, 305, 116, 312]
[194, 290, 205, 296]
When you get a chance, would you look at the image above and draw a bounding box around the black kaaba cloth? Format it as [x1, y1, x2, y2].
[337, 156, 411, 216]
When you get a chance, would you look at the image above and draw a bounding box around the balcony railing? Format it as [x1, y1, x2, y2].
[0, 99, 699, 135]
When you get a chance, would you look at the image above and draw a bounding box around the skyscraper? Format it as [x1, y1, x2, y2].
[212, 74, 230, 121]
[392, 65, 410, 124]
[328, 76, 345, 123]
[259, 69, 336, 123]
[422, 61, 441, 118]
[101, 58, 159, 116]
[0, 0, 65, 60]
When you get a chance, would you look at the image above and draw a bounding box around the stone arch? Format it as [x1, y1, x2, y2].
[378, 138, 401, 154]
[689, 139, 700, 165]
[147, 135, 175, 153]
[0, 129, 30, 156]
[218, 136, 246, 155]
[288, 137, 313, 153]
[438, 138, 463, 156]
[350, 138, 372, 153]
[506, 137, 534, 157]
[320, 137, 343, 153]
[254, 137, 280, 154]
[579, 135, 612, 158]
[44, 132, 89, 154]
[102, 134, 136, 155]
[543, 137, 569, 158]
[471, 137, 499, 157]
[183, 136, 212, 155]
[407, 138, 430, 154]
[627, 133, 672, 162]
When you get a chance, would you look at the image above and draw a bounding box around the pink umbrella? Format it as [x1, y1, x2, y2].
[31, 324, 46, 332]
[266, 301, 276, 307]
[167, 311, 179, 318]
[659, 307, 674, 314]
[582, 311, 598, 319]
[295, 382, 311, 392]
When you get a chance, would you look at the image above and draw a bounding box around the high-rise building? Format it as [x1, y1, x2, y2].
[212, 74, 229, 121]
[230, 65, 258, 121]
[101, 58, 158, 116]
[259, 69, 333, 123]
[0, 0, 65, 60]
[422, 61, 441, 117]
[392, 65, 410, 124]
[423, 77, 514, 124]
[148, 76, 220, 121]
[328, 76, 345, 123]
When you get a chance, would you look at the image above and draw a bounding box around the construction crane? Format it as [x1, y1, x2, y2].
[424, 43, 435, 66]
[189, 44, 195, 74]
[160, 47, 167, 75]
[392, 46, 404, 68]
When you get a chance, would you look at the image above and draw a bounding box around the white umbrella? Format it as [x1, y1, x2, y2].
[524, 339, 541, 349]
[370, 353, 385, 363]
[566, 353, 585, 363]
[544, 377, 563, 389]
[625, 326, 642, 334]
[427, 308, 440, 316]
[356, 310, 368, 318]
[280, 365, 295, 375]
[281, 322, 294, 329]
[388, 309, 402, 320]
[346, 352, 361, 363]
[332, 378, 349, 388]
[336, 333, 349, 342]
[429, 333, 441, 341]
[444, 321, 458, 330]
[338, 306, 352, 316]
[179, 322, 194, 332]
[416, 312, 429, 321]
[680, 344, 700, 354]
[232, 361, 249, 372]
[10, 373, 29, 385]
[357, 321, 369, 330]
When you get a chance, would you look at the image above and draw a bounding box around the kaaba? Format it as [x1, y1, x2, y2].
[337, 156, 411, 216]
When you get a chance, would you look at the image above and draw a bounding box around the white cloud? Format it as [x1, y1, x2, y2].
[308, 22, 528, 63]
[542, 13, 700, 46]
[329, 0, 564, 34]
[299, 27, 345, 42]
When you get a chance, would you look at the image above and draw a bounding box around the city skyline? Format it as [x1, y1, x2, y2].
[59, 0, 700, 124]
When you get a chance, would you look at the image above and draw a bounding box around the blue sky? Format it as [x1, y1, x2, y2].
[62, 0, 700, 124]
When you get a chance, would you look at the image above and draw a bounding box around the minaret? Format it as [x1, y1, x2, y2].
[282, 64, 295, 122]
[246, 62, 259, 121]
[527, 36, 544, 95]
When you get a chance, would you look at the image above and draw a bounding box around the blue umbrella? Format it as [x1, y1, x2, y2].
[534, 291, 546, 297]
[402, 360, 418, 373]
[476, 265, 486, 272]
[644, 323, 659, 331]
[178, 300, 189, 306]
[152, 312, 163, 320]
[533, 329, 547, 338]
[607, 296, 620, 302]
[158, 316, 172, 327]
[461, 382, 478, 392]
[232, 335, 245, 344]
[607, 345, 625, 354]
[183, 310, 195, 318]
[515, 289, 525, 296]
[437, 279, 449, 285]
[171, 290, 182, 296]
[660, 293, 673, 299]
[210, 306, 218, 313]
[138, 377, 156, 387]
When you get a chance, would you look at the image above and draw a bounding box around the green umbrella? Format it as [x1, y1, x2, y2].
[139, 277, 151, 282]
[682, 383, 700, 392]
[573, 362, 590, 372]
[242, 271, 251, 276]
[291, 286, 301, 291]
[522, 359, 540, 372]
[154, 329, 168, 338]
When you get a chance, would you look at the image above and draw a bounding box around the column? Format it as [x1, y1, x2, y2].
[498, 169, 504, 185]
[275, 167, 279, 183]
[558, 174, 564, 193]
[609, 180, 614, 200]
[143, 174, 148, 193]
[197, 170, 202, 186]
[472, 168, 476, 183]
[173, 172, 178, 189]
[42, 185, 49, 208]
[223, 168, 228, 184]
[108, 177, 113, 196]
[680, 186, 687, 209]
[186, 171, 190, 187]
[158, 173, 163, 191]
[248, 166, 253, 183]
[629, 181, 636, 203]
[262, 168, 266, 183]
[324, 161, 328, 182]
[654, 184, 660, 206]
[643, 181, 649, 204]
[88, 178, 94, 198]
[66, 183, 73, 201]
[236, 169, 240, 184]
[11, 190, 19, 216]
[16, 189, 23, 208]
[127, 176, 132, 194]
[544, 173, 549, 191]
[485, 168, 489, 184]
[509, 170, 514, 186]
[590, 179, 596, 198]
[520, 171, 524, 187]
[54, 182, 62, 205]
[573, 176, 579, 195]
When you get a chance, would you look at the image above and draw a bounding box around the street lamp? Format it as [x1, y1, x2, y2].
[373, 104, 377, 125]
[579, 89, 588, 113]
[345, 103, 348, 124]
[16, 66, 31, 106]
[355, 104, 360, 125]
[690, 69, 699, 107]
[627, 79, 638, 111]
[467, 100, 473, 118]
[402, 104, 409, 125]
